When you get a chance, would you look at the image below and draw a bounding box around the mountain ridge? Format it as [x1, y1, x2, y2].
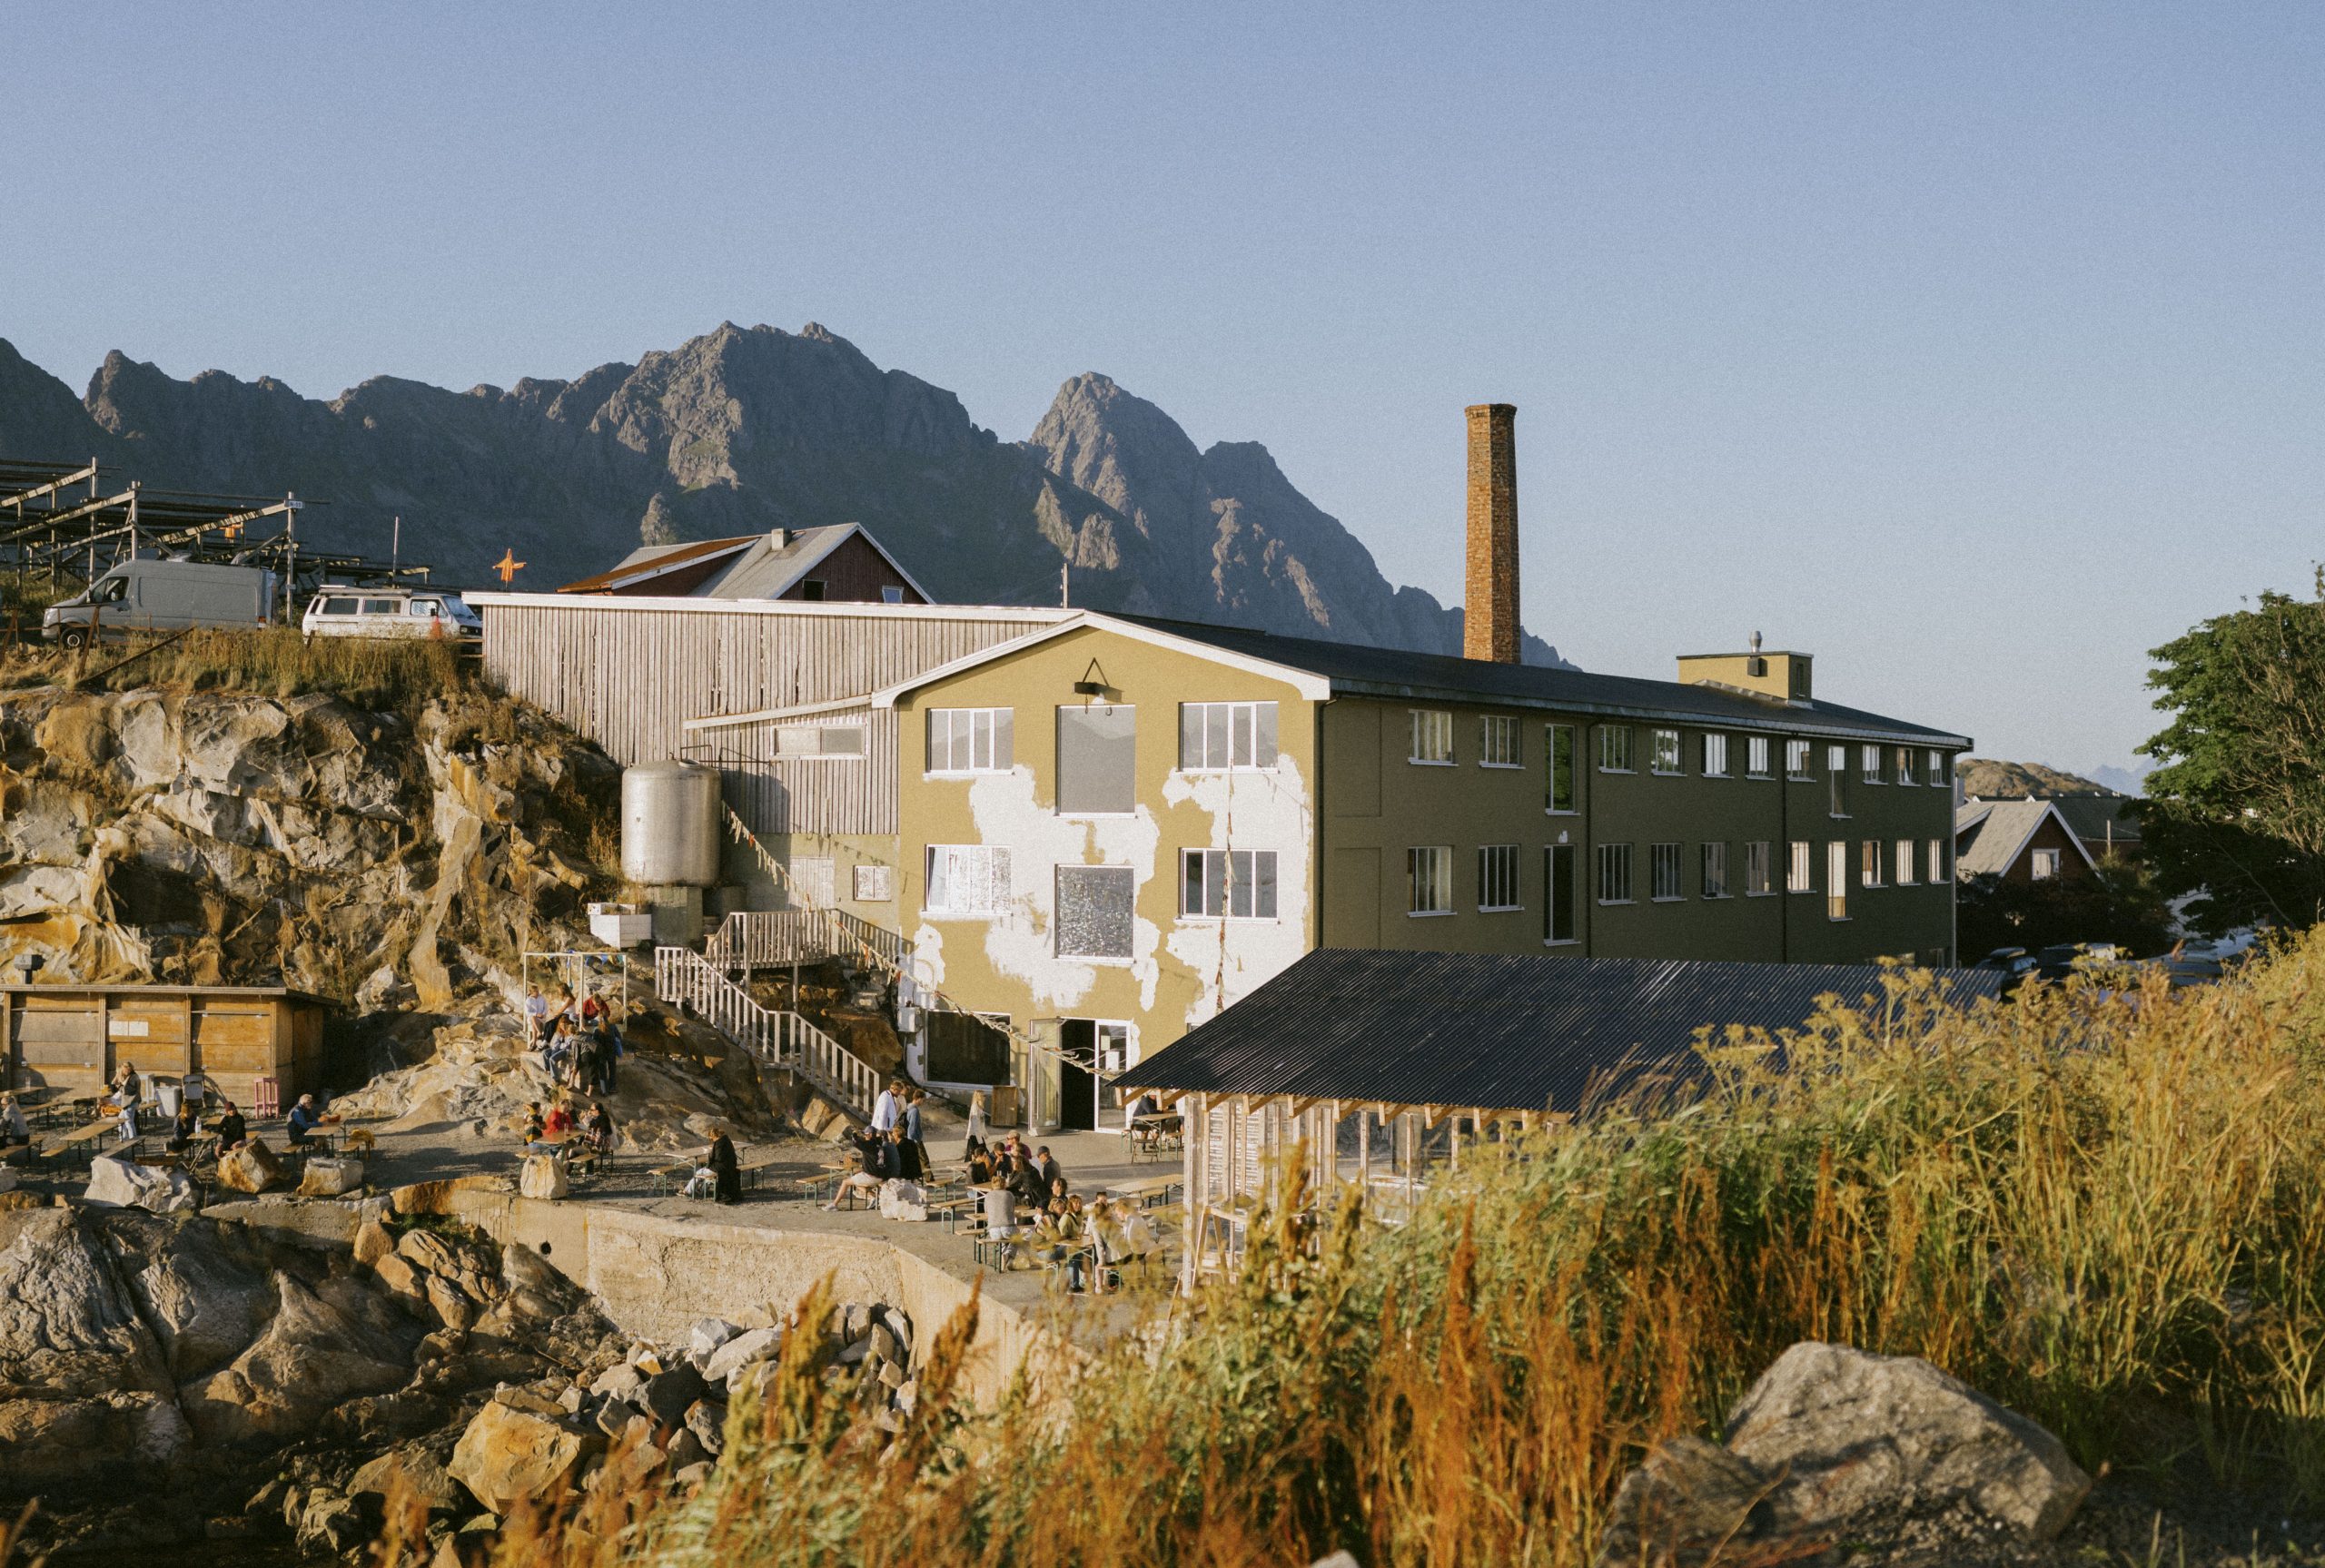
[0, 323, 1567, 667]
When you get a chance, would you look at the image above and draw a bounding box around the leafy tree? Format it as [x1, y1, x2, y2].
[1955, 863, 2175, 960]
[2138, 572, 2325, 934]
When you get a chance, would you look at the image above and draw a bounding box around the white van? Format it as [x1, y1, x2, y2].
[44, 559, 279, 647]
[302, 587, 482, 643]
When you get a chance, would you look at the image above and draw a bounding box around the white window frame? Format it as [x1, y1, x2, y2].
[1544, 843, 1578, 944]
[1409, 709, 1455, 765]
[776, 723, 867, 760]
[1746, 735, 1772, 778]
[1787, 840, 1813, 894]
[1650, 728, 1683, 775]
[1478, 843, 1522, 912]
[2031, 848, 2062, 882]
[1702, 734, 1729, 778]
[1860, 744, 1884, 784]
[1598, 843, 1634, 905]
[1827, 745, 1850, 817]
[924, 844, 1013, 918]
[1894, 838, 1916, 884]
[1408, 846, 1453, 915]
[1786, 739, 1813, 779]
[1649, 842, 1683, 902]
[1827, 841, 1849, 921]
[1745, 841, 1774, 897]
[1179, 849, 1280, 922]
[1179, 701, 1279, 772]
[1927, 749, 1948, 785]
[925, 707, 1013, 775]
[1896, 747, 1919, 785]
[1479, 715, 1520, 769]
[1054, 864, 1137, 962]
[1861, 839, 1884, 888]
[1599, 725, 1634, 774]
[1701, 841, 1730, 899]
[1928, 838, 1948, 883]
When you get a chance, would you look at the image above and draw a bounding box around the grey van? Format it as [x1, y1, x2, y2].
[43, 559, 279, 647]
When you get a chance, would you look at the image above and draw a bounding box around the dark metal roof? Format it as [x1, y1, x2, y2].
[1114, 949, 2005, 1113]
[1114, 615, 1972, 746]
[2050, 794, 2142, 849]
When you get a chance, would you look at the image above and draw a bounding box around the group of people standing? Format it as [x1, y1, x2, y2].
[823, 1079, 933, 1208]
[524, 983, 624, 1098]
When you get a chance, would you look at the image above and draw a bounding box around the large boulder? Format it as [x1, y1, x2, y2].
[447, 1398, 602, 1514]
[181, 1271, 414, 1445]
[216, 1139, 285, 1194]
[100, 1211, 282, 1382]
[519, 1153, 569, 1201]
[1724, 1342, 2092, 1540]
[703, 1326, 782, 1388]
[0, 1390, 191, 1485]
[84, 1155, 197, 1214]
[0, 1208, 171, 1395]
[298, 1156, 366, 1197]
[350, 1442, 469, 1514]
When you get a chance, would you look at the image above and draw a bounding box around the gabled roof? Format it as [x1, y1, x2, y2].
[2051, 794, 2142, 850]
[1954, 798, 2096, 879]
[1113, 949, 2003, 1114]
[556, 524, 931, 602]
[867, 608, 1970, 746]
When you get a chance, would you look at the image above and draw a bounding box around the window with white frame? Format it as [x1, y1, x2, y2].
[1861, 839, 1884, 887]
[1057, 705, 1136, 814]
[1479, 715, 1520, 768]
[1860, 745, 1883, 784]
[2031, 848, 2062, 881]
[1650, 842, 1682, 900]
[1054, 865, 1135, 959]
[1410, 709, 1454, 764]
[1787, 739, 1813, 778]
[1827, 841, 1849, 920]
[1180, 849, 1280, 920]
[1897, 747, 1919, 785]
[851, 863, 894, 902]
[1745, 841, 1773, 896]
[926, 708, 1013, 774]
[1478, 844, 1522, 910]
[1651, 728, 1682, 774]
[1598, 843, 1634, 903]
[1179, 702, 1279, 771]
[1702, 841, 1730, 898]
[1408, 846, 1452, 913]
[1788, 840, 1813, 893]
[1927, 838, 1948, 883]
[777, 723, 866, 758]
[1702, 734, 1730, 777]
[1746, 735, 1772, 777]
[925, 845, 1012, 916]
[1895, 839, 1916, 884]
[1828, 745, 1850, 815]
[1599, 725, 1634, 772]
[1928, 749, 1948, 785]
[1547, 724, 1578, 812]
[1545, 844, 1578, 942]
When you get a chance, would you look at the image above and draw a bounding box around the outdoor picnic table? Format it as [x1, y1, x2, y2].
[1106, 1173, 1184, 1208]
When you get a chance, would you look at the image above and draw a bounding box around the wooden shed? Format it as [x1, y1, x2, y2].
[3, 984, 329, 1101]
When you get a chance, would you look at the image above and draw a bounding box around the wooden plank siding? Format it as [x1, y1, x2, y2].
[5, 988, 327, 1100]
[475, 597, 1057, 837]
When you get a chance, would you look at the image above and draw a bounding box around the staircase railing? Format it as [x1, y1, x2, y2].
[705, 905, 910, 975]
[653, 945, 881, 1119]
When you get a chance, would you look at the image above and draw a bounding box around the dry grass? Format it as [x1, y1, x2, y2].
[3, 626, 468, 708]
[418, 931, 2325, 1568]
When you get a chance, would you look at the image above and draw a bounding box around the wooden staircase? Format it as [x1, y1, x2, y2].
[653, 946, 882, 1119]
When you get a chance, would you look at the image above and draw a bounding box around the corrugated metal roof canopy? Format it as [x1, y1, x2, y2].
[1115, 949, 2005, 1113]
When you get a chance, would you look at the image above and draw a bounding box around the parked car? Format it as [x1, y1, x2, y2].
[1974, 947, 2034, 976]
[43, 559, 279, 647]
[302, 587, 480, 642]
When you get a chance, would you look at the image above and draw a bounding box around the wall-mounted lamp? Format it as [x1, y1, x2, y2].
[1072, 658, 1111, 697]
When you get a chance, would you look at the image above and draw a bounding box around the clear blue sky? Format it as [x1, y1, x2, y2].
[5, 4, 2320, 779]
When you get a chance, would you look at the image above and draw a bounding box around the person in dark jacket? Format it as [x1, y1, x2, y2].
[708, 1132, 741, 1205]
[889, 1125, 923, 1183]
[1006, 1151, 1047, 1212]
[166, 1102, 199, 1153]
[824, 1126, 888, 1210]
[213, 1101, 248, 1151]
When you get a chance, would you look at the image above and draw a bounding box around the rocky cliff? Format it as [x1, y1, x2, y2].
[0, 325, 1568, 664]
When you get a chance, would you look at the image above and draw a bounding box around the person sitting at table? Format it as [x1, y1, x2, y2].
[964, 1136, 995, 1187]
[0, 1093, 28, 1149]
[165, 1101, 199, 1153]
[284, 1093, 331, 1149]
[708, 1131, 742, 1205]
[520, 1102, 547, 1145]
[1035, 1145, 1064, 1193]
[1004, 1151, 1047, 1213]
[583, 1101, 616, 1156]
[1030, 1196, 1088, 1282]
[213, 1100, 248, 1152]
[1044, 1176, 1073, 1220]
[823, 1125, 893, 1210]
[541, 1100, 576, 1141]
[545, 1017, 576, 1083]
[889, 1124, 924, 1183]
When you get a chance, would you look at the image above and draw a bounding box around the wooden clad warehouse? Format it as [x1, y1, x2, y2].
[4, 984, 328, 1100]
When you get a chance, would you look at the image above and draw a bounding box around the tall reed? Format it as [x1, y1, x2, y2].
[444, 931, 2325, 1568]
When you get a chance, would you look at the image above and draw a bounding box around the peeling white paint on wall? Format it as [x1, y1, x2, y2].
[1162, 756, 1312, 1030]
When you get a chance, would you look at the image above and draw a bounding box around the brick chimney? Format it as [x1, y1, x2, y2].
[1464, 402, 1519, 663]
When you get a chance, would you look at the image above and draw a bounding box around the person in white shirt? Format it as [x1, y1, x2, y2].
[870, 1080, 901, 1135]
[0, 1093, 28, 1147]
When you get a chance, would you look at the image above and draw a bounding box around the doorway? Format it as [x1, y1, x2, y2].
[1054, 1019, 1131, 1132]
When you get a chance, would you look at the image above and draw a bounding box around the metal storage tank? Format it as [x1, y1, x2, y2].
[620, 760, 722, 886]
